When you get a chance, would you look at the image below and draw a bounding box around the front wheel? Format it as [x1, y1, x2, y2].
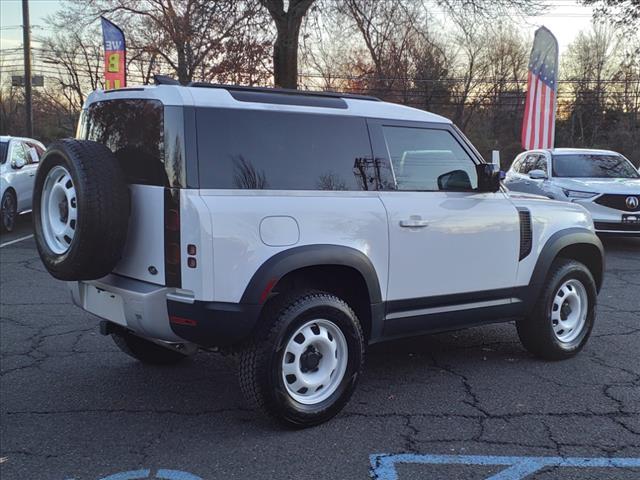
[238, 291, 365, 427]
[517, 258, 597, 360]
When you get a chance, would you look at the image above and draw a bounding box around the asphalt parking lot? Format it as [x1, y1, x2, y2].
[1, 215, 639, 480]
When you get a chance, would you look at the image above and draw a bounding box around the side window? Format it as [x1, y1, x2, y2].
[534, 155, 548, 174]
[10, 142, 27, 167]
[521, 155, 537, 174]
[381, 126, 478, 191]
[196, 109, 375, 191]
[511, 156, 523, 173]
[25, 142, 44, 163]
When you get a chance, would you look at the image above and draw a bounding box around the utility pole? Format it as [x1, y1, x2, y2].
[22, 0, 33, 137]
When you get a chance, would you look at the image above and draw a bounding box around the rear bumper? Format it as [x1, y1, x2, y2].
[167, 300, 262, 347]
[69, 275, 185, 343]
[69, 274, 262, 347]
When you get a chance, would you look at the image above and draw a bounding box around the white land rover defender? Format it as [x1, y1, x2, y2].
[32, 79, 604, 427]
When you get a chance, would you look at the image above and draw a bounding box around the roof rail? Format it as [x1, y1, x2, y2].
[187, 81, 380, 102]
[154, 74, 181, 86]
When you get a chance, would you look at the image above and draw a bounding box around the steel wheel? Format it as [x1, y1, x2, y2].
[40, 165, 77, 254]
[551, 278, 588, 343]
[281, 318, 349, 405]
[1, 191, 17, 231]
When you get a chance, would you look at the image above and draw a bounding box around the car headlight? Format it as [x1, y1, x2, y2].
[562, 189, 598, 199]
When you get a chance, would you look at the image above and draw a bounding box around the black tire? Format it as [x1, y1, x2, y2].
[238, 290, 365, 428]
[112, 331, 188, 365]
[1, 189, 17, 232]
[517, 258, 597, 360]
[33, 139, 129, 280]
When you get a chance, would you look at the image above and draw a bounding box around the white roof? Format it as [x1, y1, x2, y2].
[85, 85, 451, 124]
[524, 147, 622, 156]
[0, 135, 43, 145]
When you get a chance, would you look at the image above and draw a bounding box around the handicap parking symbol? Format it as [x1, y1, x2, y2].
[67, 469, 202, 480]
[370, 453, 640, 480]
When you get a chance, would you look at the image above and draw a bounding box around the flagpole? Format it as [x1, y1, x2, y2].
[22, 0, 33, 137]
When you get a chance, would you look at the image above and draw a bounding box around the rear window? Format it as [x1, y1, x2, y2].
[196, 109, 376, 190]
[78, 99, 184, 187]
[553, 154, 639, 179]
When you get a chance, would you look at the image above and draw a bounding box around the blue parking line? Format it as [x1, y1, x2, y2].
[370, 454, 640, 480]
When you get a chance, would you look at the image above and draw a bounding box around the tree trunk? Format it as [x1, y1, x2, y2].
[262, 0, 315, 90]
[273, 19, 302, 89]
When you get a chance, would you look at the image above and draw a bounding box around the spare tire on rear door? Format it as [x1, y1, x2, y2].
[33, 139, 130, 281]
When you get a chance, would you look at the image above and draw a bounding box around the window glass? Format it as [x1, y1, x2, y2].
[381, 126, 478, 191]
[25, 141, 44, 160]
[534, 155, 548, 173]
[552, 154, 639, 178]
[80, 99, 177, 186]
[0, 141, 8, 164]
[196, 109, 375, 190]
[511, 157, 522, 173]
[11, 142, 27, 166]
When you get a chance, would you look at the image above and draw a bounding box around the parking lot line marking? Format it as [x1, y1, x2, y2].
[370, 454, 640, 480]
[0, 234, 34, 248]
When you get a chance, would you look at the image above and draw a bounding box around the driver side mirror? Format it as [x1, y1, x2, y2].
[11, 157, 26, 169]
[528, 169, 547, 180]
[476, 163, 502, 192]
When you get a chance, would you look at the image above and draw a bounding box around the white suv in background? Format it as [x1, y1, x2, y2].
[1, 136, 46, 232]
[31, 81, 604, 427]
[505, 148, 640, 235]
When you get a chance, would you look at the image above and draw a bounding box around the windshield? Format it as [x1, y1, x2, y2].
[0, 141, 8, 164]
[552, 154, 639, 179]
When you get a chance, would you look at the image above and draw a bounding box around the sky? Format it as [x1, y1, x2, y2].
[1, 0, 596, 61]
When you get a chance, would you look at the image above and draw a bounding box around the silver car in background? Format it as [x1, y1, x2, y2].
[1, 136, 46, 232]
[505, 148, 640, 235]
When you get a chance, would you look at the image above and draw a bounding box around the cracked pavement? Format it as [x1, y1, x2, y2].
[1, 227, 639, 480]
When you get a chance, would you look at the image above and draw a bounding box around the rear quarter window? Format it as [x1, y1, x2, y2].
[195, 109, 376, 191]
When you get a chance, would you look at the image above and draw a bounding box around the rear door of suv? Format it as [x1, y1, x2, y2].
[368, 119, 521, 336]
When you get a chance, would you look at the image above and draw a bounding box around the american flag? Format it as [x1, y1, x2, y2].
[522, 27, 559, 150]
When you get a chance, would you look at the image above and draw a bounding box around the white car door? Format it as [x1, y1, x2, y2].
[368, 120, 521, 336]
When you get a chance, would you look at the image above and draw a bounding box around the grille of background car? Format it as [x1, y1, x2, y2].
[594, 194, 640, 212]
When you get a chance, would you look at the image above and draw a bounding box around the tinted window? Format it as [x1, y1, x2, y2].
[78, 99, 181, 187]
[553, 154, 639, 178]
[381, 126, 478, 191]
[196, 109, 375, 190]
[0, 141, 7, 164]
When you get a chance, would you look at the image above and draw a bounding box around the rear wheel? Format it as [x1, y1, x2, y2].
[1, 190, 17, 232]
[238, 290, 365, 427]
[517, 258, 596, 360]
[112, 331, 189, 365]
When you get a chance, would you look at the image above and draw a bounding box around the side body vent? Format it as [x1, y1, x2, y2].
[517, 208, 533, 261]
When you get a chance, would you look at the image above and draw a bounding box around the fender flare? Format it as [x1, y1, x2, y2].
[522, 227, 604, 309]
[240, 244, 383, 305]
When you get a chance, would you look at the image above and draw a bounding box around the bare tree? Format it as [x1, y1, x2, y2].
[582, 0, 640, 29]
[62, 0, 265, 84]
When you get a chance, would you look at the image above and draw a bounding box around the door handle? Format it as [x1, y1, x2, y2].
[399, 217, 429, 228]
